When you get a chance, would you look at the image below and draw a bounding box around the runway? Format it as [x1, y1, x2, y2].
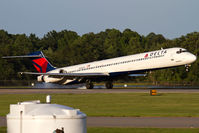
[1, 88, 199, 94]
[1, 116, 199, 128]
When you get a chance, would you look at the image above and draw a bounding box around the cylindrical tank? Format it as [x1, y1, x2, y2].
[46, 95, 51, 103]
[7, 100, 86, 133]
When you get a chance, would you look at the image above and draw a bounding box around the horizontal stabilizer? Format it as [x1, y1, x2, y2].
[2, 51, 55, 73]
[2, 55, 41, 59]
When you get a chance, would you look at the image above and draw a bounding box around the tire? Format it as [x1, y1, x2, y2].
[86, 82, 94, 89]
[105, 82, 113, 89]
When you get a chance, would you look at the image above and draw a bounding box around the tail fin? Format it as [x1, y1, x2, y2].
[28, 51, 55, 73]
[2, 51, 56, 73]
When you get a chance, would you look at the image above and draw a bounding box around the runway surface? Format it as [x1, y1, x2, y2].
[1, 116, 199, 128]
[1, 88, 199, 94]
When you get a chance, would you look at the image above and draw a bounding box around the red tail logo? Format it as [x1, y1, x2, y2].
[32, 58, 48, 73]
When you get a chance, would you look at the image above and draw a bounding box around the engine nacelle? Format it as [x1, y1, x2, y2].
[37, 75, 45, 82]
[37, 69, 70, 84]
[37, 75, 69, 84]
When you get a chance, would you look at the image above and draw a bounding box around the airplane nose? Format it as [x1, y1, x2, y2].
[190, 54, 197, 63]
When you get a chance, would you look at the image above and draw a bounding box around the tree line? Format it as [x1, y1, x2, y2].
[0, 29, 198, 84]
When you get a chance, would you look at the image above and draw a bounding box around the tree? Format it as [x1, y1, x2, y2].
[0, 29, 198, 84]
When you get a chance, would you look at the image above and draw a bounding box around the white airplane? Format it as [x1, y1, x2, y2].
[2, 47, 197, 89]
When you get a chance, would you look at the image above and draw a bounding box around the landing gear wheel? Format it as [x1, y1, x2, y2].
[86, 82, 94, 89]
[105, 82, 113, 89]
[185, 64, 191, 72]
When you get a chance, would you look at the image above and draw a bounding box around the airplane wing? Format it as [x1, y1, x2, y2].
[19, 72, 109, 78]
[128, 74, 147, 77]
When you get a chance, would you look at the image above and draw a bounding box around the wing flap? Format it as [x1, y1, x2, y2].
[128, 74, 147, 77]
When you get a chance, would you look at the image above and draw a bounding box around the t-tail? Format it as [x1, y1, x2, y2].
[2, 51, 56, 73]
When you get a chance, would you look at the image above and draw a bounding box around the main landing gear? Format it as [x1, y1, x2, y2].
[86, 81, 94, 89]
[85, 81, 113, 89]
[105, 81, 113, 89]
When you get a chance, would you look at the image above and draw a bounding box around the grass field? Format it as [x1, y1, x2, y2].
[88, 128, 199, 133]
[1, 127, 199, 133]
[0, 127, 6, 133]
[1, 93, 199, 117]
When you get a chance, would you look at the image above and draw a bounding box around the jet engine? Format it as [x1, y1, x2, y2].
[37, 75, 45, 82]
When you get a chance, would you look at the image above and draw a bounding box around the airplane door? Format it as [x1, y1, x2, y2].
[170, 53, 175, 61]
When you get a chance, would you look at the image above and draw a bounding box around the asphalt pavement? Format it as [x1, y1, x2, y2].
[1, 88, 199, 94]
[1, 116, 199, 128]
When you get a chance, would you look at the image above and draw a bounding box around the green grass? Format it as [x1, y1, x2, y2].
[1, 93, 199, 117]
[1, 127, 199, 133]
[88, 128, 199, 133]
[0, 127, 6, 133]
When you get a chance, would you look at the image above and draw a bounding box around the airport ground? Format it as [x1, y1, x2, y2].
[1, 88, 199, 132]
[1, 127, 199, 133]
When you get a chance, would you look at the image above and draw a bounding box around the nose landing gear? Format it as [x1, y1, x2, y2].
[185, 64, 191, 72]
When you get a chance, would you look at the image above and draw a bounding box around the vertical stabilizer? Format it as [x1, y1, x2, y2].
[28, 51, 55, 73]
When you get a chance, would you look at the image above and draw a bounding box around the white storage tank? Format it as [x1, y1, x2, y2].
[7, 99, 87, 133]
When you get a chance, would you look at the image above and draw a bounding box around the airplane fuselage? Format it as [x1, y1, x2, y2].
[40, 47, 197, 85]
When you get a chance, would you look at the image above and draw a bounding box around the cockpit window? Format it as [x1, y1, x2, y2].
[176, 49, 187, 54]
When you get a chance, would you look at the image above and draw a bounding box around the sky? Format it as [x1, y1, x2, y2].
[0, 0, 199, 39]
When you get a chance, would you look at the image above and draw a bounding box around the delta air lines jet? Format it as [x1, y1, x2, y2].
[2, 47, 197, 89]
